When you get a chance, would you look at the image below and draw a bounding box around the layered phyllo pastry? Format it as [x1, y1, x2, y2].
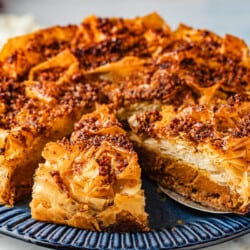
[30, 105, 148, 232]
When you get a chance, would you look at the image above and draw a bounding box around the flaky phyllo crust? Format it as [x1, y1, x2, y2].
[0, 12, 249, 219]
[30, 105, 148, 231]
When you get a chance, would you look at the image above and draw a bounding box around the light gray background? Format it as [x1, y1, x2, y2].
[4, 0, 250, 44]
[0, 0, 249, 249]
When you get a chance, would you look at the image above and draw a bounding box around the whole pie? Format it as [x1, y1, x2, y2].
[0, 13, 249, 232]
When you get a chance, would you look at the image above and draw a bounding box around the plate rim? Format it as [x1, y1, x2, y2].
[0, 204, 249, 250]
[1, 226, 249, 250]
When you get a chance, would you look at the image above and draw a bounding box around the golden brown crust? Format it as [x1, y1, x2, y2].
[0, 25, 78, 78]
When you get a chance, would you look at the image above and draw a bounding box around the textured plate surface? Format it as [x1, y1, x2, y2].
[0, 178, 249, 250]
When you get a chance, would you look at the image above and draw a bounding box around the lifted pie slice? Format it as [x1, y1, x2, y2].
[30, 105, 149, 232]
[127, 101, 250, 214]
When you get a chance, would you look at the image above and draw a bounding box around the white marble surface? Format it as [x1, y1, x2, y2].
[0, 0, 249, 249]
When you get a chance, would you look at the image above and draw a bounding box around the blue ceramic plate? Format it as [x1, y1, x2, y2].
[0, 177, 249, 250]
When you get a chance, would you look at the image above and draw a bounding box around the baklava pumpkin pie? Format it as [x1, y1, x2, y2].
[0, 12, 249, 233]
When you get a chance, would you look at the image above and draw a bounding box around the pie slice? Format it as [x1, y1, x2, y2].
[30, 105, 149, 232]
[127, 101, 250, 214]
